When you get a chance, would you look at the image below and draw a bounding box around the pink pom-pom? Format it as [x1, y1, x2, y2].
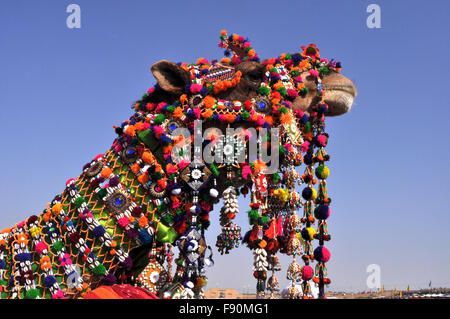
[178, 159, 190, 170]
[300, 141, 310, 152]
[255, 116, 265, 126]
[231, 56, 242, 65]
[287, 89, 298, 98]
[94, 154, 103, 161]
[317, 134, 327, 147]
[293, 75, 303, 82]
[190, 84, 202, 94]
[167, 165, 177, 175]
[65, 178, 75, 187]
[153, 125, 165, 137]
[301, 266, 314, 281]
[118, 217, 129, 228]
[52, 290, 66, 299]
[309, 69, 319, 77]
[35, 241, 48, 254]
[193, 107, 201, 119]
[155, 102, 167, 113]
[172, 201, 181, 209]
[140, 123, 150, 131]
[295, 109, 304, 117]
[242, 165, 252, 180]
[218, 114, 226, 122]
[147, 87, 155, 95]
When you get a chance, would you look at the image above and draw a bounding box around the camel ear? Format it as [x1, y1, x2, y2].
[151, 60, 191, 94]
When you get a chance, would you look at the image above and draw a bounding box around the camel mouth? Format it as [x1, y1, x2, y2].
[323, 84, 357, 97]
[323, 86, 356, 116]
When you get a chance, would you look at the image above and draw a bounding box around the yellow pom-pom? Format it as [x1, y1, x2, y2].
[306, 227, 316, 240]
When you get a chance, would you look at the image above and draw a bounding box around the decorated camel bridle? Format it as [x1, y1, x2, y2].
[0, 30, 339, 299]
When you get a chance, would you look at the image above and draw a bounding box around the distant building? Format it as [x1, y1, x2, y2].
[205, 288, 244, 299]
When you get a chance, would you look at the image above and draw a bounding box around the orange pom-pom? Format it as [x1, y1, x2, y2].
[203, 96, 216, 109]
[142, 152, 153, 165]
[139, 216, 149, 227]
[131, 163, 140, 174]
[100, 167, 112, 178]
[52, 203, 63, 216]
[137, 174, 149, 184]
[202, 109, 213, 119]
[173, 107, 184, 119]
[125, 125, 136, 137]
[258, 240, 267, 248]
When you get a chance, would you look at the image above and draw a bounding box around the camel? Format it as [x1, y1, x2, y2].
[0, 31, 356, 299]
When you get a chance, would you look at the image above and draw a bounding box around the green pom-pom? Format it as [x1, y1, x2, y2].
[92, 264, 107, 276]
[259, 215, 269, 225]
[279, 107, 288, 114]
[299, 87, 309, 97]
[241, 111, 250, 120]
[277, 87, 287, 96]
[290, 70, 300, 77]
[154, 114, 166, 125]
[303, 122, 312, 133]
[163, 214, 174, 225]
[25, 288, 40, 299]
[157, 202, 168, 213]
[318, 67, 329, 75]
[52, 241, 64, 253]
[73, 197, 86, 209]
[166, 106, 175, 113]
[278, 145, 286, 155]
[315, 165, 330, 179]
[97, 188, 107, 199]
[225, 180, 235, 187]
[258, 86, 270, 96]
[248, 210, 259, 225]
[272, 173, 280, 183]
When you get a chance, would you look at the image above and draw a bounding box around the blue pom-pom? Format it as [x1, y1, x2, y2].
[92, 225, 106, 238]
[43, 275, 57, 288]
[139, 229, 153, 245]
[0, 259, 5, 269]
[315, 205, 330, 220]
[292, 53, 303, 64]
[16, 253, 31, 262]
[160, 134, 171, 145]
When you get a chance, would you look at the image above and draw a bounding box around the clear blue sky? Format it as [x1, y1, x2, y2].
[1, 0, 449, 292]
